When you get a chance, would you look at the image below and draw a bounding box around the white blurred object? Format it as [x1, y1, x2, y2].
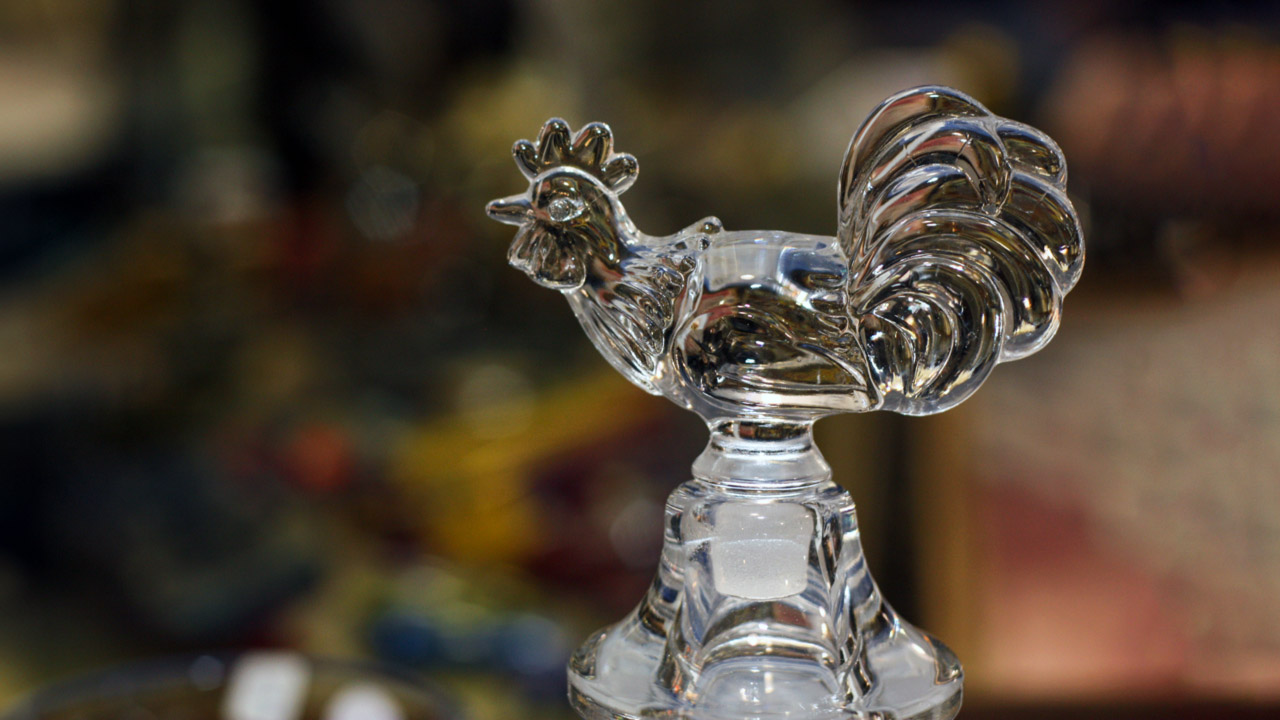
[324, 683, 406, 720]
[0, 51, 123, 181]
[223, 653, 311, 720]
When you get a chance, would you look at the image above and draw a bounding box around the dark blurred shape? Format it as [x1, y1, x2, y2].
[1044, 25, 1280, 282]
[0, 414, 321, 643]
[1, 653, 457, 720]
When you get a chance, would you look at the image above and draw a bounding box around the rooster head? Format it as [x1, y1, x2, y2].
[486, 118, 638, 290]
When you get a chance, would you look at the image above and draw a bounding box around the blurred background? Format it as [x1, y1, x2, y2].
[0, 0, 1278, 718]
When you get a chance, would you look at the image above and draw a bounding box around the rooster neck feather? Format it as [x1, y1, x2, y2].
[568, 226, 707, 394]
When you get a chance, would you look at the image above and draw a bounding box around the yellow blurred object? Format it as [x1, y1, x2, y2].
[392, 370, 664, 564]
[0, 664, 23, 709]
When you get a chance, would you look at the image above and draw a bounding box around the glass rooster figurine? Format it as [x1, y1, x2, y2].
[487, 87, 1083, 720]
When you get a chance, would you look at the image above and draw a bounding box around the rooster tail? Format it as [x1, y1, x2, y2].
[838, 86, 1084, 415]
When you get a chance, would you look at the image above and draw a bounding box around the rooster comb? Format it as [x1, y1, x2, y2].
[512, 118, 639, 194]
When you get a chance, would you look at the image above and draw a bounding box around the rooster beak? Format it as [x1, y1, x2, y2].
[486, 194, 533, 226]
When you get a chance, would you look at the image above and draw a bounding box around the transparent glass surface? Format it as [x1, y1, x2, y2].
[486, 86, 1083, 719]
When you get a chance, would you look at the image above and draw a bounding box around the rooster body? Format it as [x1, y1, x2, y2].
[488, 87, 1083, 424]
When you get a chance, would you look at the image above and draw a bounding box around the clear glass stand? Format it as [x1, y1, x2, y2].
[568, 421, 962, 720]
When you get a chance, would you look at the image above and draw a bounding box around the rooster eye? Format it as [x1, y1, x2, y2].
[547, 196, 586, 223]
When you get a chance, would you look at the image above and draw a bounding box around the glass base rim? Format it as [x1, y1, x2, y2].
[567, 612, 964, 720]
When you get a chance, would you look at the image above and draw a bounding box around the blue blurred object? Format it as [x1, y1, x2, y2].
[370, 610, 447, 667]
[369, 603, 570, 699]
[492, 614, 570, 698]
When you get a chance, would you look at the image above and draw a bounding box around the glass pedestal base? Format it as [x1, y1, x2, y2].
[567, 425, 962, 720]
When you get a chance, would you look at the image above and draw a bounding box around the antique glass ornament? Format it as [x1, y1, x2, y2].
[487, 86, 1083, 720]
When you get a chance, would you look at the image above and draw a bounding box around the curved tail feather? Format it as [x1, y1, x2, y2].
[840, 87, 1084, 415]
